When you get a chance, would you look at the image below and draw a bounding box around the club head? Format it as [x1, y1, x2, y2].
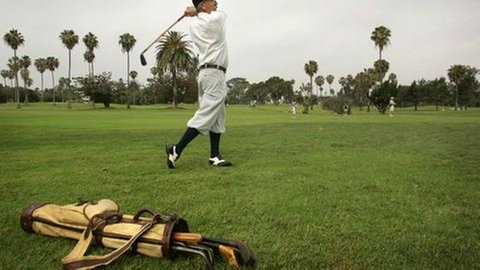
[140, 54, 147, 66]
[203, 237, 256, 267]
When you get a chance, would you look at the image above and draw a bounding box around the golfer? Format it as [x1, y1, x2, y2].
[166, 0, 232, 169]
[389, 97, 396, 117]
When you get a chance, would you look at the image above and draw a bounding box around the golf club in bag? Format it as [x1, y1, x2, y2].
[140, 14, 185, 66]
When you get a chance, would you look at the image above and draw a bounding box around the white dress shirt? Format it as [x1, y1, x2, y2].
[189, 10, 229, 69]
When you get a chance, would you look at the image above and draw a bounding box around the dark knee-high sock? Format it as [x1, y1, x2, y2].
[209, 132, 221, 158]
[176, 127, 199, 156]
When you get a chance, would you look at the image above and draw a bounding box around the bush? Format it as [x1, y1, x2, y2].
[322, 96, 353, 114]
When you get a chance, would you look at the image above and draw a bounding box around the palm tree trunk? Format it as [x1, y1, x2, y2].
[15, 74, 20, 109]
[14, 50, 21, 109]
[24, 80, 28, 104]
[455, 85, 459, 111]
[52, 71, 56, 105]
[126, 52, 131, 109]
[379, 48, 382, 60]
[309, 76, 313, 110]
[172, 69, 177, 109]
[41, 73, 44, 102]
[92, 62, 95, 77]
[67, 49, 72, 108]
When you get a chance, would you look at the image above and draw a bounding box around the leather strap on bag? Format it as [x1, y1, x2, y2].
[62, 216, 157, 270]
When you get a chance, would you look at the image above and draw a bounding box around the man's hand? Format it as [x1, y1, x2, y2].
[184, 6, 197, 17]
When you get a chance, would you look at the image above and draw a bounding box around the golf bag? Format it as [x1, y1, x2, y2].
[21, 199, 255, 269]
[21, 199, 189, 269]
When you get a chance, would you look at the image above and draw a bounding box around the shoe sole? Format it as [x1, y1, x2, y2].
[209, 160, 232, 167]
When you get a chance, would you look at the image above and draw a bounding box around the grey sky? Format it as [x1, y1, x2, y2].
[1, 0, 479, 92]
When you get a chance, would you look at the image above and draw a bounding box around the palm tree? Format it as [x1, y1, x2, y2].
[371, 26, 391, 60]
[34, 58, 48, 102]
[82, 32, 99, 76]
[447, 65, 468, 111]
[373, 59, 390, 83]
[156, 31, 193, 108]
[119, 33, 136, 109]
[326, 74, 335, 95]
[46, 56, 59, 105]
[314, 75, 324, 97]
[3, 29, 25, 108]
[19, 55, 32, 104]
[129, 70, 138, 81]
[59, 29, 79, 108]
[1, 70, 8, 87]
[304, 60, 318, 99]
[20, 68, 30, 104]
[83, 51, 95, 76]
[7, 56, 21, 108]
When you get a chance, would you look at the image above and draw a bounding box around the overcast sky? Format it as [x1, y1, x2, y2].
[1, 0, 479, 92]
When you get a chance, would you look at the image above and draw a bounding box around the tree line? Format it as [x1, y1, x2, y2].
[2, 27, 478, 111]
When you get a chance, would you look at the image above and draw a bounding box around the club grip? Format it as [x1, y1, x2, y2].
[173, 232, 202, 244]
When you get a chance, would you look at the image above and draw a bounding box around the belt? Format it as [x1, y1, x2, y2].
[199, 63, 227, 73]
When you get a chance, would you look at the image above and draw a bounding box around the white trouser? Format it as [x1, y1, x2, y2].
[187, 68, 227, 135]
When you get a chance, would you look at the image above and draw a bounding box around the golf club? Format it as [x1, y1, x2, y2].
[140, 14, 186, 66]
[173, 232, 256, 266]
[199, 241, 241, 269]
[171, 243, 214, 270]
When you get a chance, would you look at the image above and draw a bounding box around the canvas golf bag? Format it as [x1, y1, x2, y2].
[21, 199, 255, 269]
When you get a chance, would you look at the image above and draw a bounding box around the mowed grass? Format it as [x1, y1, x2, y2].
[0, 103, 479, 269]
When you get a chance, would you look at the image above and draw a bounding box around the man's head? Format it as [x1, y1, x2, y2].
[193, 0, 217, 13]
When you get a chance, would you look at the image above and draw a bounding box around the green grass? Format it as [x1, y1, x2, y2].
[1, 103, 479, 269]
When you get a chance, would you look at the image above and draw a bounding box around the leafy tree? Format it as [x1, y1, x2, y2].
[46, 56, 59, 105]
[34, 58, 48, 102]
[448, 65, 478, 110]
[119, 33, 136, 109]
[369, 76, 398, 114]
[371, 26, 391, 60]
[426, 77, 450, 110]
[3, 29, 24, 108]
[264, 76, 295, 104]
[338, 74, 355, 99]
[354, 70, 375, 110]
[406, 80, 426, 111]
[156, 31, 193, 108]
[245, 82, 269, 104]
[59, 29, 79, 107]
[75, 72, 116, 108]
[227, 77, 250, 104]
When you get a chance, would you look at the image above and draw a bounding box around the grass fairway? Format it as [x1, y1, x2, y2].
[0, 103, 479, 269]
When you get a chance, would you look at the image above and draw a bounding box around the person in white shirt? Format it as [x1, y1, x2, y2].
[389, 97, 396, 117]
[290, 102, 297, 119]
[166, 0, 232, 168]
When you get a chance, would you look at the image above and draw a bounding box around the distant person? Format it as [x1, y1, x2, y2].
[389, 97, 396, 117]
[343, 103, 349, 116]
[290, 101, 297, 119]
[165, 0, 232, 169]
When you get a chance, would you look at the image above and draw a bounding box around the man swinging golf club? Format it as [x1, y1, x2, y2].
[166, 0, 232, 169]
